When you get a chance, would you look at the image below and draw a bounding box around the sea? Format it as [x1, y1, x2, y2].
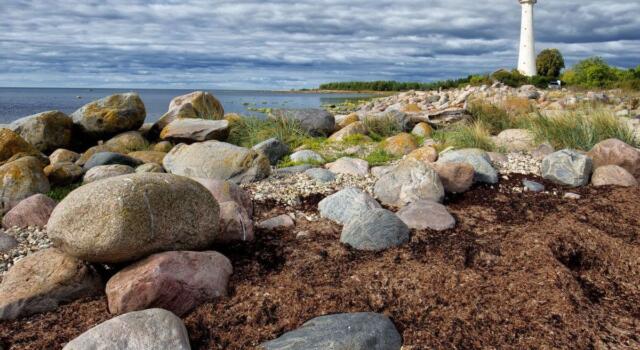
[0, 87, 372, 124]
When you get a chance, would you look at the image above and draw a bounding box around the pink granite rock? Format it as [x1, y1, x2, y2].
[2, 194, 56, 229]
[106, 251, 232, 316]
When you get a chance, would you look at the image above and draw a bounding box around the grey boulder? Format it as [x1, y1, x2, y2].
[341, 208, 410, 251]
[163, 141, 270, 184]
[290, 150, 324, 164]
[437, 148, 498, 184]
[262, 312, 401, 350]
[48, 173, 220, 263]
[270, 108, 335, 136]
[374, 159, 444, 207]
[63, 308, 191, 350]
[396, 200, 455, 231]
[304, 168, 336, 183]
[318, 187, 381, 225]
[541, 149, 593, 187]
[253, 138, 290, 165]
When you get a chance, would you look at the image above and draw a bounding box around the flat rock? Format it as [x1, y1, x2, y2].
[253, 138, 290, 165]
[374, 159, 444, 207]
[591, 165, 638, 187]
[326, 157, 369, 176]
[106, 251, 232, 316]
[164, 141, 270, 184]
[262, 312, 402, 350]
[9, 111, 73, 153]
[341, 208, 410, 251]
[160, 119, 229, 143]
[290, 150, 324, 164]
[2, 194, 56, 229]
[304, 168, 336, 182]
[587, 138, 640, 178]
[44, 162, 84, 186]
[541, 149, 593, 187]
[83, 164, 135, 184]
[63, 308, 191, 350]
[318, 187, 381, 225]
[270, 109, 335, 136]
[396, 200, 455, 231]
[438, 148, 498, 184]
[83, 152, 143, 170]
[0, 156, 50, 213]
[70, 93, 146, 140]
[432, 162, 474, 193]
[48, 173, 220, 263]
[257, 214, 295, 230]
[0, 248, 102, 320]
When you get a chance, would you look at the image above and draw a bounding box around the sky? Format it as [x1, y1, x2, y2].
[1, 0, 639, 90]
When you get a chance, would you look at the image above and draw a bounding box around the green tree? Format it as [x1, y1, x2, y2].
[571, 57, 617, 88]
[536, 49, 565, 78]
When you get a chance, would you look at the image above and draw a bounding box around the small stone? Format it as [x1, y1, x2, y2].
[2, 194, 57, 229]
[290, 150, 324, 164]
[0, 233, 18, 253]
[396, 200, 455, 231]
[83, 152, 142, 170]
[304, 168, 336, 183]
[522, 179, 545, 192]
[411, 122, 433, 138]
[382, 133, 418, 156]
[341, 208, 410, 251]
[83, 164, 135, 184]
[258, 214, 295, 230]
[432, 162, 474, 193]
[564, 192, 581, 200]
[406, 146, 438, 163]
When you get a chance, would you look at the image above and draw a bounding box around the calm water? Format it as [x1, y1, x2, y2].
[0, 88, 372, 123]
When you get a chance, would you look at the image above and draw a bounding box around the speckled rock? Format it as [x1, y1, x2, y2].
[252, 138, 290, 165]
[341, 208, 410, 251]
[160, 119, 229, 143]
[328, 121, 367, 142]
[411, 122, 433, 138]
[164, 141, 270, 184]
[168, 91, 224, 120]
[318, 187, 381, 225]
[49, 149, 80, 165]
[587, 138, 640, 178]
[261, 312, 402, 350]
[0, 156, 50, 212]
[63, 308, 191, 350]
[0, 248, 102, 320]
[304, 168, 336, 183]
[70, 93, 146, 140]
[9, 111, 73, 153]
[374, 159, 444, 207]
[432, 162, 474, 193]
[407, 146, 438, 163]
[290, 150, 324, 164]
[0, 129, 43, 165]
[128, 151, 166, 165]
[48, 173, 220, 263]
[336, 113, 359, 129]
[83, 164, 135, 184]
[83, 152, 142, 170]
[326, 157, 369, 176]
[396, 200, 455, 231]
[438, 148, 498, 184]
[541, 149, 593, 187]
[591, 165, 638, 187]
[106, 251, 232, 316]
[382, 133, 418, 156]
[104, 131, 148, 154]
[44, 162, 84, 186]
[2, 194, 56, 229]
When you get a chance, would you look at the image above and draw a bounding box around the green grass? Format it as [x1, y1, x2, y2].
[468, 102, 528, 133]
[433, 121, 496, 152]
[364, 149, 398, 166]
[339, 134, 373, 146]
[227, 116, 310, 149]
[275, 155, 325, 168]
[363, 115, 404, 141]
[47, 184, 81, 201]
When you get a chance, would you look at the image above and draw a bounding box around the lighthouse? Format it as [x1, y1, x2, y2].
[518, 0, 537, 76]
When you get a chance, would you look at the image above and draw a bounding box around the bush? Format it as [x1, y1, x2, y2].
[562, 57, 618, 89]
[536, 49, 565, 78]
[491, 69, 529, 87]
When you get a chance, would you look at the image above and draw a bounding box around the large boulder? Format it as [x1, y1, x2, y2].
[0, 129, 43, 165]
[328, 121, 367, 142]
[437, 148, 498, 184]
[382, 133, 418, 156]
[83, 151, 143, 170]
[9, 111, 73, 153]
[0, 156, 50, 212]
[106, 251, 232, 316]
[374, 159, 444, 207]
[432, 162, 474, 193]
[252, 138, 290, 165]
[48, 173, 220, 263]
[71, 93, 146, 140]
[160, 119, 229, 143]
[591, 165, 638, 187]
[83, 164, 135, 184]
[63, 308, 191, 350]
[271, 109, 335, 136]
[151, 91, 225, 137]
[262, 312, 402, 350]
[587, 138, 640, 178]
[341, 207, 410, 251]
[318, 187, 381, 225]
[493, 129, 536, 152]
[406, 146, 438, 163]
[44, 162, 84, 186]
[2, 194, 56, 229]
[396, 200, 455, 231]
[0, 248, 102, 320]
[541, 150, 593, 187]
[104, 131, 148, 154]
[163, 141, 270, 184]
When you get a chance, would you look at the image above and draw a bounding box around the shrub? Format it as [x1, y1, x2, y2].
[563, 57, 618, 89]
[491, 69, 529, 87]
[536, 49, 565, 78]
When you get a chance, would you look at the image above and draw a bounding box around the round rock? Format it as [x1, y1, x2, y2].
[541, 149, 593, 187]
[396, 200, 455, 231]
[341, 208, 410, 251]
[318, 187, 381, 225]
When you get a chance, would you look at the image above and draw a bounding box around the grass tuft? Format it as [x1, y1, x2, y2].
[364, 149, 398, 166]
[363, 115, 403, 141]
[47, 184, 81, 201]
[227, 116, 309, 149]
[433, 121, 496, 152]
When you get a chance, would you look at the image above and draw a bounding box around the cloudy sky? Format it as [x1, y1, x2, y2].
[1, 0, 639, 89]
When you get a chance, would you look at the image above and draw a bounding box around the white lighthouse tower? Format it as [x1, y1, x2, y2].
[518, 0, 537, 76]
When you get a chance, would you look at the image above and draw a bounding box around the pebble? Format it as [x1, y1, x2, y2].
[522, 179, 545, 193]
[564, 192, 581, 200]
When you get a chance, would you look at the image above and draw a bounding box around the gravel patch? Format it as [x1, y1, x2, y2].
[0, 226, 52, 276]
[493, 152, 541, 175]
